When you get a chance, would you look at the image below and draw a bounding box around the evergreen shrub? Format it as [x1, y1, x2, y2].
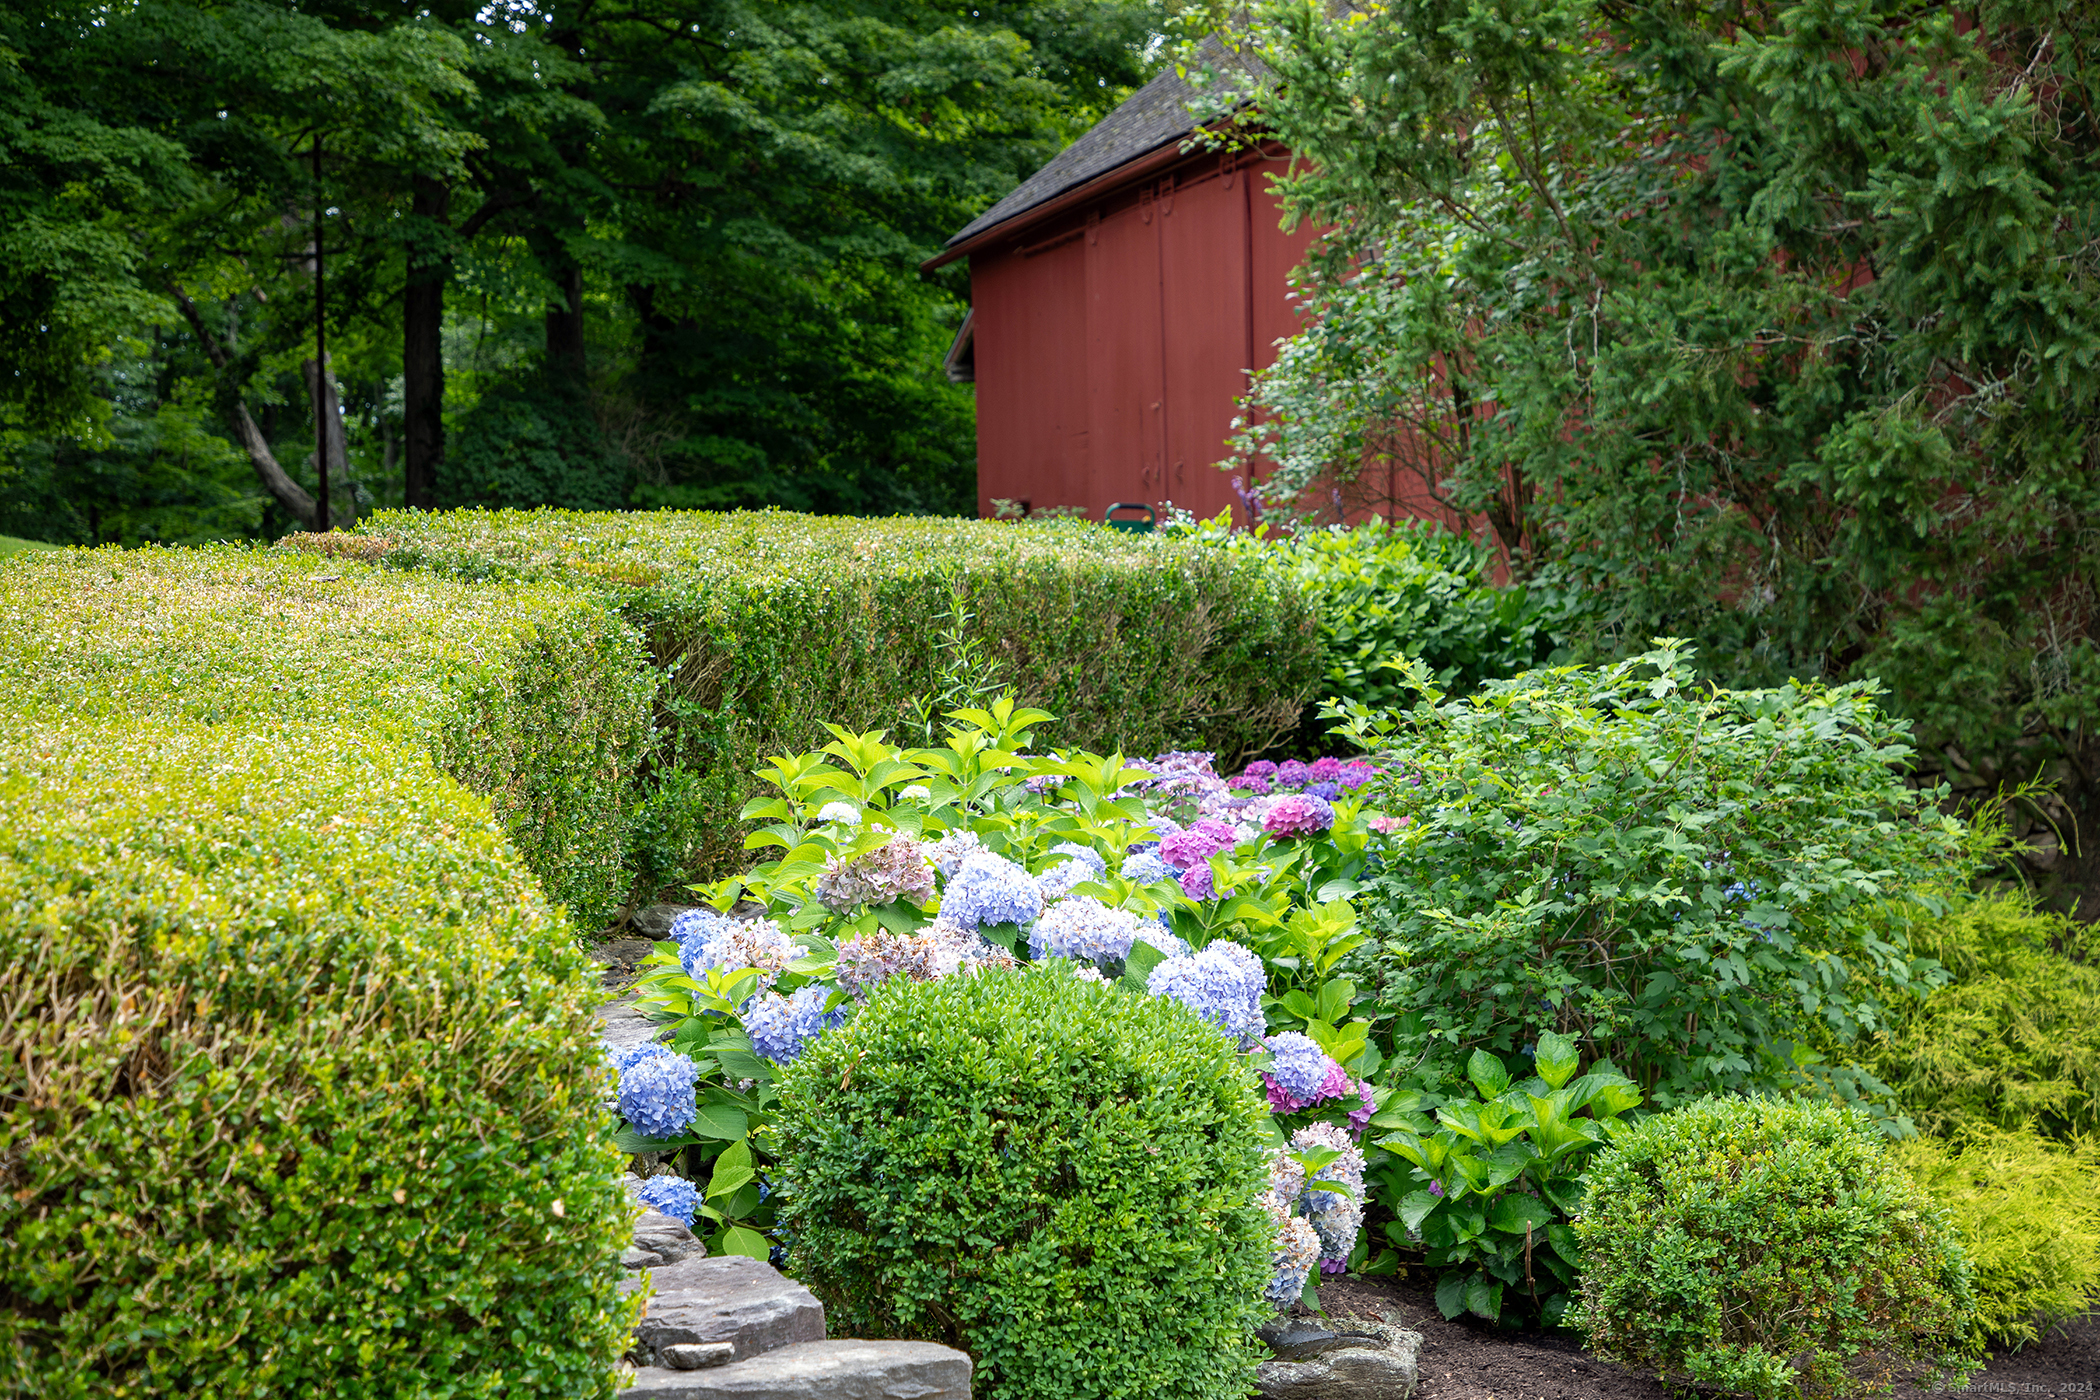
[1866, 896, 2100, 1142]
[1892, 1126, 2100, 1349]
[0, 720, 636, 1398]
[0, 543, 654, 927]
[770, 967, 1276, 1400]
[1572, 1097, 1979, 1400]
[341, 508, 1322, 891]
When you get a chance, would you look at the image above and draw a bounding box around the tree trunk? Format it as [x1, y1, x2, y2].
[546, 258, 586, 382]
[303, 355, 355, 528]
[403, 175, 449, 510]
[175, 289, 322, 529]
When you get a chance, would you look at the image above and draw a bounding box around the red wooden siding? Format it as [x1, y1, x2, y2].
[971, 149, 1318, 524]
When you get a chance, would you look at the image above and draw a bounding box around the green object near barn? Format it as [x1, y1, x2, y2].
[1105, 503, 1155, 534]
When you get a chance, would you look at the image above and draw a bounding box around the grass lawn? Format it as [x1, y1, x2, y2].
[0, 535, 61, 560]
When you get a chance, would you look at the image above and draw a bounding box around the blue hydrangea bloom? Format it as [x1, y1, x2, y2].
[1121, 851, 1174, 886]
[1029, 896, 1145, 963]
[1263, 1032, 1335, 1103]
[1305, 780, 1341, 801]
[634, 1174, 701, 1227]
[607, 1039, 671, 1075]
[618, 1050, 703, 1138]
[1047, 841, 1107, 874]
[743, 984, 849, 1064]
[672, 908, 738, 976]
[1135, 920, 1188, 958]
[941, 852, 1044, 931]
[1146, 939, 1265, 1043]
[1036, 858, 1096, 901]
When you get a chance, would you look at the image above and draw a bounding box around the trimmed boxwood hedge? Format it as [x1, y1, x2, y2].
[0, 719, 636, 1398]
[333, 508, 1323, 891]
[0, 543, 654, 929]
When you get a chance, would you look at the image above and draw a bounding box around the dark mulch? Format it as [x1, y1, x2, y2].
[1313, 1275, 2097, 1399]
[588, 936, 657, 991]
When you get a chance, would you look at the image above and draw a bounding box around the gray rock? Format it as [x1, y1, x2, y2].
[621, 1254, 826, 1369]
[1255, 1316, 1421, 1400]
[633, 1208, 708, 1267]
[1256, 1315, 1393, 1361]
[630, 904, 697, 937]
[601, 993, 662, 1064]
[662, 1342, 737, 1370]
[620, 1339, 971, 1399]
[624, 1247, 665, 1271]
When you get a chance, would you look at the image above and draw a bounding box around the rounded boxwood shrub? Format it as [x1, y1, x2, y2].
[771, 966, 1275, 1400]
[1570, 1097, 1979, 1400]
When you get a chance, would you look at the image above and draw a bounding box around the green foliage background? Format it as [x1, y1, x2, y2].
[0, 0, 1162, 538]
[1204, 0, 2100, 910]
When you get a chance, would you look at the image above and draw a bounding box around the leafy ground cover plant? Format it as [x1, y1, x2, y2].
[771, 968, 1276, 1400]
[1572, 1097, 1980, 1400]
[1331, 642, 1972, 1112]
[1368, 1033, 1642, 1327]
[1891, 1125, 2100, 1350]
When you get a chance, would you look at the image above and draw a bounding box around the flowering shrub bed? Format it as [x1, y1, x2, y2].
[613, 700, 1388, 1297]
[332, 508, 1323, 893]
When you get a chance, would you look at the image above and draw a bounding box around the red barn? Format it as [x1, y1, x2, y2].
[926, 47, 1317, 526]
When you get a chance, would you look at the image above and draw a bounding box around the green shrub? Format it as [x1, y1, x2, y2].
[1571, 1097, 1979, 1400]
[344, 507, 1322, 892]
[770, 967, 1275, 1400]
[1864, 896, 2100, 1142]
[1334, 641, 1971, 1106]
[0, 542, 654, 928]
[1891, 1126, 2100, 1349]
[1180, 515, 1575, 706]
[0, 719, 636, 1398]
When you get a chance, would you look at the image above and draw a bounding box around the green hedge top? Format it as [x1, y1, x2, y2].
[0, 718, 635, 1399]
[345, 508, 1324, 893]
[0, 543, 654, 926]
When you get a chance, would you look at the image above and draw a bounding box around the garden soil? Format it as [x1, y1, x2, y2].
[1314, 1276, 2097, 1399]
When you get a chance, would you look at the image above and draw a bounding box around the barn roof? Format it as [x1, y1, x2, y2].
[941, 35, 1266, 250]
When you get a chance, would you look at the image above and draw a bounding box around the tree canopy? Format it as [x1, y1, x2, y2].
[1208, 0, 2100, 906]
[0, 0, 1159, 540]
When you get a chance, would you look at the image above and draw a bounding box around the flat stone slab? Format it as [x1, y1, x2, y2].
[1256, 1316, 1422, 1400]
[620, 1339, 971, 1399]
[628, 1207, 707, 1270]
[601, 992, 661, 1062]
[621, 1254, 826, 1368]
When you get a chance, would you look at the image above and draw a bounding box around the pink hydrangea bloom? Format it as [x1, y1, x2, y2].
[1369, 814, 1411, 835]
[1158, 819, 1238, 871]
[1263, 794, 1335, 839]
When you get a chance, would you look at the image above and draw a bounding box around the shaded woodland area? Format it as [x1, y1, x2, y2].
[0, 0, 1159, 539]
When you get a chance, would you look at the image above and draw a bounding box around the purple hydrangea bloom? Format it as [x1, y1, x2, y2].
[618, 1050, 703, 1138]
[1275, 759, 1312, 787]
[1242, 760, 1279, 780]
[1264, 794, 1336, 839]
[1308, 756, 1345, 781]
[1338, 763, 1377, 791]
[1179, 863, 1215, 900]
[1120, 851, 1175, 886]
[942, 852, 1045, 930]
[1146, 939, 1264, 1042]
[1306, 781, 1340, 801]
[743, 984, 849, 1064]
[1263, 1032, 1340, 1106]
[634, 1174, 701, 1226]
[1233, 774, 1273, 796]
